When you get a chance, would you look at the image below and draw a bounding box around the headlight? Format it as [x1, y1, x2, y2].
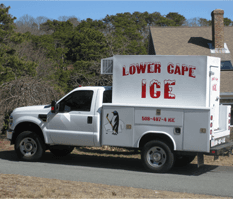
[9, 115, 13, 129]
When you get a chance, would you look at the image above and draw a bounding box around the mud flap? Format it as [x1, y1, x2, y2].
[214, 155, 219, 160]
[197, 153, 204, 168]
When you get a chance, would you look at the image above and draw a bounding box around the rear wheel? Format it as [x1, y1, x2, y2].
[15, 131, 45, 161]
[50, 145, 74, 156]
[141, 140, 174, 173]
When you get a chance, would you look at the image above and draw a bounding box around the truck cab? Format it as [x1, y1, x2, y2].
[7, 86, 112, 160]
[45, 86, 112, 147]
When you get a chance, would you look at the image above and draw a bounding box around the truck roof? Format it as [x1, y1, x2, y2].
[72, 86, 112, 92]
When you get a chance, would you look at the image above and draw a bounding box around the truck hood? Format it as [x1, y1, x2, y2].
[12, 105, 51, 114]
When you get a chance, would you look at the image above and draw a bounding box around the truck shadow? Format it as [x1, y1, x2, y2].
[0, 149, 220, 176]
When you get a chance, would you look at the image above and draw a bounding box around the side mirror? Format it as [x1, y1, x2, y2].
[51, 100, 56, 113]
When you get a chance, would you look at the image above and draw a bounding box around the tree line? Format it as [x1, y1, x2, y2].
[0, 3, 232, 133]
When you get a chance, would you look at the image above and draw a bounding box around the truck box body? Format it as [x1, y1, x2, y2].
[102, 105, 211, 152]
[101, 55, 230, 151]
[109, 55, 218, 107]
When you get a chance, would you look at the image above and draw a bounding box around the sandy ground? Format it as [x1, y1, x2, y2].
[0, 135, 232, 198]
[0, 173, 230, 198]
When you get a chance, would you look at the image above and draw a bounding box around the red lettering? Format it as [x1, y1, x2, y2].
[168, 63, 196, 78]
[167, 63, 174, 74]
[124, 62, 162, 76]
[189, 66, 196, 78]
[123, 66, 129, 76]
[147, 62, 154, 73]
[164, 80, 176, 99]
[141, 79, 146, 98]
[212, 84, 217, 91]
[150, 79, 161, 98]
[129, 65, 136, 75]
[168, 118, 175, 122]
[156, 117, 161, 121]
[212, 77, 218, 81]
[182, 64, 188, 75]
[142, 117, 150, 121]
[174, 64, 181, 75]
[136, 63, 147, 74]
[154, 62, 161, 73]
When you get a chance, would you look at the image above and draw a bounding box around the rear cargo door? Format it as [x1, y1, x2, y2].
[209, 65, 220, 130]
[183, 110, 210, 152]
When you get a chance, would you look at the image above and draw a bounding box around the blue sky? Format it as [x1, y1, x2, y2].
[2, 1, 233, 22]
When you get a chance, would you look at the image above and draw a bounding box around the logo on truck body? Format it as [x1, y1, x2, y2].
[105, 111, 124, 135]
[123, 62, 196, 100]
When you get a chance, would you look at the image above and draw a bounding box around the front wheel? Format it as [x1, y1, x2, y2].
[141, 140, 174, 173]
[15, 131, 45, 161]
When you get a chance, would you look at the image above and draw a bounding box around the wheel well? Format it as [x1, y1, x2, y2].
[139, 133, 174, 151]
[12, 122, 45, 144]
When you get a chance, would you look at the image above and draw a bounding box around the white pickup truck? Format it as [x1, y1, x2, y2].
[7, 55, 233, 173]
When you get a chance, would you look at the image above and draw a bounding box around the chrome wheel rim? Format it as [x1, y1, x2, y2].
[19, 137, 37, 157]
[147, 146, 166, 168]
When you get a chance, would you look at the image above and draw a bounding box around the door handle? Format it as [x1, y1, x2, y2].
[87, 116, 92, 124]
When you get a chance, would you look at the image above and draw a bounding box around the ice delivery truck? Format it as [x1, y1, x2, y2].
[7, 55, 233, 172]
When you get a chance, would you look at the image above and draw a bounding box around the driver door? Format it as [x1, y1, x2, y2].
[46, 90, 96, 146]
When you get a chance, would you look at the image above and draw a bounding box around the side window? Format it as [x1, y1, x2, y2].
[103, 90, 112, 103]
[59, 90, 93, 112]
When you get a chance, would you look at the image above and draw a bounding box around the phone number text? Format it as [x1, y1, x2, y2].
[142, 116, 175, 122]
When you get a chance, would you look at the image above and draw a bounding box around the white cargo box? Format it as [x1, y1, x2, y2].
[101, 55, 220, 108]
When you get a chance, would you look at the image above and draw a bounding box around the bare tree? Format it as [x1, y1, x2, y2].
[58, 15, 80, 27]
[0, 77, 61, 111]
[0, 77, 61, 133]
[35, 16, 49, 30]
[12, 41, 56, 78]
[0, 41, 63, 133]
[184, 17, 200, 27]
[58, 16, 70, 22]
[17, 14, 35, 28]
[199, 18, 211, 26]
[68, 17, 80, 27]
[15, 14, 50, 35]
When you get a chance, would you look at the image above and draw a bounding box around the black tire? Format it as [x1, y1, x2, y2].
[174, 155, 196, 167]
[141, 140, 174, 173]
[49, 145, 74, 156]
[15, 131, 45, 161]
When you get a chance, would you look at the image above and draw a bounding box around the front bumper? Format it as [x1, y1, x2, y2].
[209, 142, 233, 156]
[7, 129, 14, 140]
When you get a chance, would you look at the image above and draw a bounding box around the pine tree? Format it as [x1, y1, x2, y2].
[0, 4, 37, 85]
